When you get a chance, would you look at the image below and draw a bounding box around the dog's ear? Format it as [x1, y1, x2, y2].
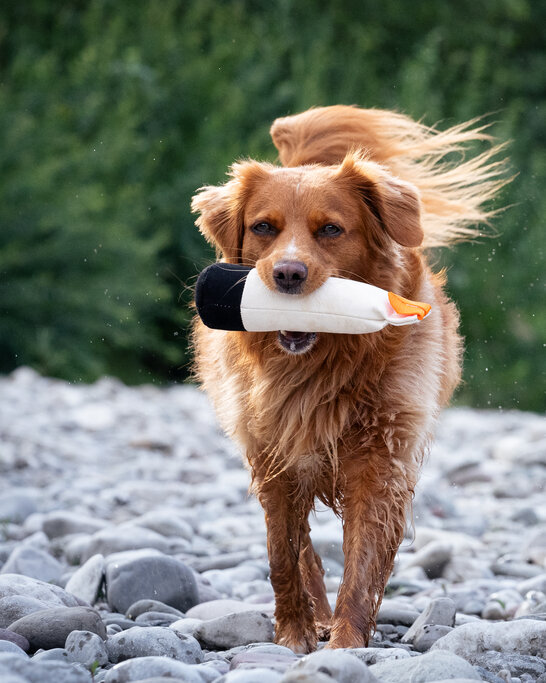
[338, 154, 424, 248]
[192, 162, 273, 262]
[191, 184, 242, 263]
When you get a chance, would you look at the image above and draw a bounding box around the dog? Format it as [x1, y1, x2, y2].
[191, 106, 505, 652]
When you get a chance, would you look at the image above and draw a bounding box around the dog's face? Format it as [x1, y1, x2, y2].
[193, 154, 423, 355]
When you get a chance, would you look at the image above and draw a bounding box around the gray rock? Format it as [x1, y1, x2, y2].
[477, 651, 545, 678]
[280, 672, 333, 683]
[0, 492, 38, 524]
[518, 573, 546, 596]
[105, 554, 198, 614]
[0, 640, 28, 658]
[431, 619, 546, 659]
[0, 628, 29, 652]
[65, 629, 109, 668]
[402, 597, 456, 651]
[187, 598, 262, 621]
[482, 588, 523, 620]
[287, 649, 374, 682]
[369, 650, 481, 681]
[82, 526, 181, 562]
[188, 551, 254, 573]
[133, 611, 180, 626]
[65, 554, 105, 605]
[230, 651, 297, 673]
[106, 626, 203, 664]
[224, 643, 296, 660]
[0, 545, 64, 584]
[221, 669, 283, 682]
[9, 606, 107, 651]
[523, 528, 546, 566]
[129, 511, 194, 540]
[195, 611, 274, 649]
[0, 574, 84, 607]
[376, 601, 420, 626]
[0, 596, 49, 628]
[103, 655, 204, 682]
[169, 617, 204, 638]
[42, 511, 108, 539]
[0, 654, 92, 683]
[398, 541, 453, 579]
[31, 648, 70, 662]
[347, 647, 411, 665]
[125, 598, 185, 620]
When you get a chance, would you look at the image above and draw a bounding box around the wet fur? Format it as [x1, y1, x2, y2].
[191, 106, 506, 652]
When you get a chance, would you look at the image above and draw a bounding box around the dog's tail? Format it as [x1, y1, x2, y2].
[270, 105, 509, 248]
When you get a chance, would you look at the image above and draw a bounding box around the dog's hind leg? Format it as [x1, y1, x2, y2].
[257, 476, 317, 654]
[298, 518, 332, 639]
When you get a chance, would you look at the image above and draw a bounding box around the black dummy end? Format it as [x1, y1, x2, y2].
[195, 263, 251, 331]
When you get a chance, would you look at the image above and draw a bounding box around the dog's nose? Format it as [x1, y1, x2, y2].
[273, 260, 308, 293]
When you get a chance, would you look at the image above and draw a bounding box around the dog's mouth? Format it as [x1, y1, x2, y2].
[277, 330, 318, 354]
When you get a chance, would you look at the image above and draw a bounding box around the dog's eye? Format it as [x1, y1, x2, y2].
[317, 224, 343, 237]
[251, 222, 277, 236]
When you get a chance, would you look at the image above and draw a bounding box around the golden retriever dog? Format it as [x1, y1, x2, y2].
[191, 106, 505, 652]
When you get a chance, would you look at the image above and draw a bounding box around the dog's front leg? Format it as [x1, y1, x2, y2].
[258, 477, 317, 654]
[328, 450, 416, 649]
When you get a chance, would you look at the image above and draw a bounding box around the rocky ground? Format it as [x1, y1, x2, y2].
[0, 366, 545, 682]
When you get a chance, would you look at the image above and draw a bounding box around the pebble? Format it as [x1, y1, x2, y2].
[64, 553, 105, 604]
[431, 619, 546, 660]
[1, 546, 64, 584]
[0, 629, 30, 652]
[195, 611, 275, 649]
[107, 626, 203, 664]
[287, 649, 373, 682]
[0, 574, 84, 608]
[222, 669, 283, 682]
[65, 629, 109, 667]
[103, 655, 205, 682]
[105, 554, 198, 613]
[369, 650, 481, 681]
[42, 511, 108, 538]
[0, 641, 28, 658]
[0, 596, 50, 629]
[8, 606, 107, 651]
[402, 597, 457, 651]
[0, 492, 38, 524]
[0, 653, 92, 683]
[1, 370, 546, 682]
[125, 598, 185, 620]
[187, 599, 266, 620]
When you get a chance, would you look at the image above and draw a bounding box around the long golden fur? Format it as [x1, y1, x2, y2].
[191, 105, 506, 652]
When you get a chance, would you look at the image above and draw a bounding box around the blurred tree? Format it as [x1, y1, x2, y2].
[0, 0, 543, 408]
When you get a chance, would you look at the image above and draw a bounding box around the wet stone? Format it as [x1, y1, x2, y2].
[8, 606, 106, 652]
[106, 626, 203, 664]
[105, 554, 198, 614]
[65, 629, 109, 668]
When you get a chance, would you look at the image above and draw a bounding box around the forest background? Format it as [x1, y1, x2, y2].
[0, 0, 544, 411]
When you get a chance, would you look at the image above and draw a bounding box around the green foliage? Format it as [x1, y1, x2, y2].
[0, 0, 544, 408]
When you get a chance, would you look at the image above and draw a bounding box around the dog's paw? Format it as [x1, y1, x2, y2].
[275, 626, 317, 654]
[315, 621, 332, 641]
[326, 622, 367, 649]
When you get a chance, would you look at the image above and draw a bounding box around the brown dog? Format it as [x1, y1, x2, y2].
[191, 106, 505, 652]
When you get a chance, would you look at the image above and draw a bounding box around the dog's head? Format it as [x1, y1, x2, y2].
[192, 153, 422, 355]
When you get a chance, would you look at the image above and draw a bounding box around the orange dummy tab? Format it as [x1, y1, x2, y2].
[388, 292, 432, 321]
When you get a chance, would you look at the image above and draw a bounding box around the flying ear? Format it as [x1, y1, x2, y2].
[191, 184, 242, 263]
[337, 154, 424, 248]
